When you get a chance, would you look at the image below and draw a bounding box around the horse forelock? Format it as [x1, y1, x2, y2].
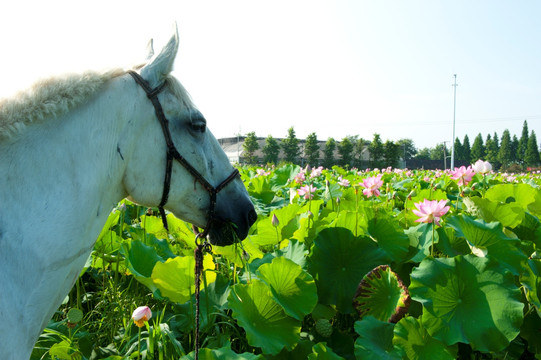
[165, 75, 196, 111]
[0, 68, 126, 141]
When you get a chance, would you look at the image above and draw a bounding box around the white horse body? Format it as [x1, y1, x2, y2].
[0, 27, 255, 359]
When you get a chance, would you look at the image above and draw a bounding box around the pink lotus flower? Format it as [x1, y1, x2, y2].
[256, 168, 270, 177]
[450, 165, 475, 186]
[294, 172, 306, 184]
[132, 306, 152, 328]
[360, 175, 383, 197]
[412, 199, 450, 226]
[310, 166, 323, 178]
[337, 177, 350, 187]
[471, 160, 492, 174]
[298, 184, 316, 199]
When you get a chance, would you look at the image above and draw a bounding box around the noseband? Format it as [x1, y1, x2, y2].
[128, 71, 240, 238]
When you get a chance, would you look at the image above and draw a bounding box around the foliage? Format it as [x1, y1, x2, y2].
[304, 132, 321, 167]
[281, 127, 300, 164]
[262, 135, 280, 164]
[35, 164, 541, 359]
[243, 132, 260, 164]
[338, 137, 354, 168]
[369, 133, 384, 168]
[323, 138, 336, 169]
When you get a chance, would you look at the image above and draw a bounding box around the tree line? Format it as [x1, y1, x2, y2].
[242, 120, 540, 170]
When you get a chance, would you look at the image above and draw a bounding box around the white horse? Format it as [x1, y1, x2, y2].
[0, 26, 256, 359]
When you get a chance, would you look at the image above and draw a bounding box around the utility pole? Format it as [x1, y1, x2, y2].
[450, 74, 458, 169]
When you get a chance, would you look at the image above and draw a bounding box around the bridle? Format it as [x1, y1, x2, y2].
[128, 70, 240, 239]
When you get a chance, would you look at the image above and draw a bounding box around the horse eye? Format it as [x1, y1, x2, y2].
[191, 122, 206, 133]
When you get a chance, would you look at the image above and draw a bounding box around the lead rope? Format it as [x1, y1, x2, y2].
[194, 233, 211, 360]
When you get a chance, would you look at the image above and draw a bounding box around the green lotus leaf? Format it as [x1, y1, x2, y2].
[366, 213, 409, 261]
[520, 258, 541, 312]
[151, 254, 216, 304]
[228, 280, 301, 355]
[446, 214, 527, 275]
[353, 265, 410, 323]
[404, 223, 438, 263]
[393, 316, 457, 360]
[409, 255, 524, 352]
[309, 227, 390, 313]
[466, 196, 524, 228]
[353, 316, 402, 360]
[212, 238, 264, 267]
[257, 257, 317, 320]
[486, 183, 541, 214]
[120, 240, 164, 292]
[181, 341, 264, 360]
[308, 342, 345, 360]
[253, 204, 301, 246]
[520, 310, 541, 356]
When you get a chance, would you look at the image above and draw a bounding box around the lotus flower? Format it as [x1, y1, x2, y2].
[450, 165, 475, 186]
[360, 175, 383, 197]
[132, 306, 152, 328]
[337, 177, 350, 187]
[298, 184, 316, 199]
[412, 199, 450, 226]
[472, 160, 492, 174]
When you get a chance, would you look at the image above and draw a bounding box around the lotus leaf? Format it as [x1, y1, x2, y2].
[257, 257, 317, 320]
[181, 342, 264, 359]
[366, 213, 409, 261]
[353, 265, 410, 323]
[353, 316, 402, 360]
[309, 227, 390, 313]
[151, 254, 216, 304]
[308, 342, 345, 360]
[228, 280, 301, 355]
[446, 215, 527, 275]
[393, 316, 457, 360]
[410, 255, 524, 352]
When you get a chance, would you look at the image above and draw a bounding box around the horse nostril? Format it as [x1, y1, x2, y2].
[247, 208, 258, 226]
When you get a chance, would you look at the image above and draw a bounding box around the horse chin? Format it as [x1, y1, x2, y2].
[207, 221, 247, 247]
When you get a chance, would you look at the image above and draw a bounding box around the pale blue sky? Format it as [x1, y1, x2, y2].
[1, 0, 539, 149]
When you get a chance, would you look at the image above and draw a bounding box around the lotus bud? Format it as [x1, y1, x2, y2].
[336, 197, 341, 205]
[132, 306, 152, 328]
[271, 214, 279, 227]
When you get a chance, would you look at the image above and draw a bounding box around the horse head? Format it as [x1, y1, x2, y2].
[122, 26, 256, 246]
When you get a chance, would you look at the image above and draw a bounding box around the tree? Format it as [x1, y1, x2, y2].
[262, 135, 280, 164]
[486, 132, 500, 169]
[304, 132, 320, 167]
[242, 132, 259, 164]
[470, 133, 485, 163]
[323, 137, 336, 168]
[338, 136, 355, 168]
[430, 143, 448, 168]
[383, 140, 400, 168]
[369, 133, 384, 168]
[415, 148, 431, 160]
[518, 120, 529, 163]
[453, 137, 463, 164]
[525, 131, 540, 167]
[353, 138, 368, 168]
[281, 127, 300, 164]
[462, 135, 471, 164]
[397, 139, 417, 166]
[510, 135, 519, 163]
[498, 130, 512, 169]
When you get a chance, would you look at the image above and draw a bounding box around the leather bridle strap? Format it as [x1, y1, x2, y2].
[127, 70, 240, 236]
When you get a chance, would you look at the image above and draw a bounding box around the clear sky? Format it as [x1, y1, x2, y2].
[1, 0, 539, 150]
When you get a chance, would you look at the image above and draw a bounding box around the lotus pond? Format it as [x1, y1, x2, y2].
[33, 164, 541, 359]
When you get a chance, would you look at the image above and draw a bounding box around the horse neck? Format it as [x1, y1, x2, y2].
[0, 81, 133, 237]
[0, 76, 139, 357]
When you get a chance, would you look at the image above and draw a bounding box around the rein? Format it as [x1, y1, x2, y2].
[128, 71, 239, 359]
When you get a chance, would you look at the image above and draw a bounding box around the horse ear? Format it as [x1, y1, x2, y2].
[145, 39, 154, 60]
[140, 23, 179, 88]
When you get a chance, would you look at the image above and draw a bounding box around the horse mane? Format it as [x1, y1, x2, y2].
[0, 68, 126, 140]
